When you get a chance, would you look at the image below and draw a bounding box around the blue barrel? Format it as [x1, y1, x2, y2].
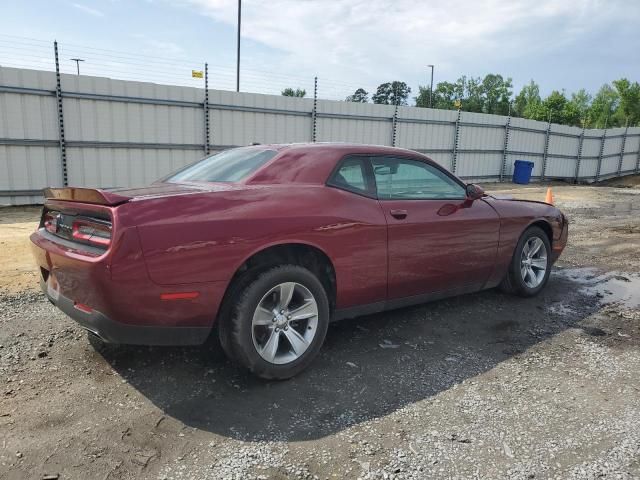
[512, 160, 535, 184]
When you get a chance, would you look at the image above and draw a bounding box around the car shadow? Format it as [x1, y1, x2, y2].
[98, 269, 600, 442]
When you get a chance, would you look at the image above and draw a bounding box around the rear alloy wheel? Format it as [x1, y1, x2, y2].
[220, 265, 329, 379]
[500, 226, 552, 297]
[251, 282, 319, 365]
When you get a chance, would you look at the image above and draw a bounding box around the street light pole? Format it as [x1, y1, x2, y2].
[427, 64, 434, 108]
[236, 0, 241, 92]
[71, 58, 84, 75]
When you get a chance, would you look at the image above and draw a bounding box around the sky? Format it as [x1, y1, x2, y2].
[1, 0, 639, 101]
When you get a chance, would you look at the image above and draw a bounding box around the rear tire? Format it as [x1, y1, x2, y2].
[218, 265, 330, 380]
[499, 226, 552, 297]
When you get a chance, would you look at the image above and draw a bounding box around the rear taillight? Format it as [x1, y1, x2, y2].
[71, 218, 112, 248]
[43, 211, 58, 234]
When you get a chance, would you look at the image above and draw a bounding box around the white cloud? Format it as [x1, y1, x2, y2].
[177, 0, 637, 96]
[72, 3, 105, 17]
[130, 33, 185, 56]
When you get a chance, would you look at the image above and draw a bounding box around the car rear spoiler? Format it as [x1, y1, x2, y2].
[43, 187, 131, 206]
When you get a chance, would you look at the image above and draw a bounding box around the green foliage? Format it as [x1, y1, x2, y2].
[589, 85, 618, 128]
[378, 72, 640, 127]
[612, 79, 640, 126]
[372, 81, 411, 105]
[345, 88, 369, 103]
[415, 74, 512, 114]
[281, 88, 306, 98]
[513, 80, 541, 117]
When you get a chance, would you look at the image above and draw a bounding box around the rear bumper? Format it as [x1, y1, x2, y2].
[40, 279, 210, 345]
[31, 228, 227, 346]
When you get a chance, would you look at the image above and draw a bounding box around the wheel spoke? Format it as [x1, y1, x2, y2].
[283, 327, 308, 355]
[522, 241, 530, 257]
[531, 258, 547, 269]
[289, 300, 317, 321]
[529, 238, 542, 257]
[278, 282, 296, 310]
[261, 329, 280, 362]
[527, 266, 537, 284]
[253, 306, 274, 325]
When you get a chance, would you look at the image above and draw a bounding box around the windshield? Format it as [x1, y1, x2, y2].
[165, 147, 278, 183]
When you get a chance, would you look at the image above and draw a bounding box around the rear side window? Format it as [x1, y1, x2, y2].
[327, 157, 373, 196]
[372, 156, 465, 200]
[165, 147, 278, 183]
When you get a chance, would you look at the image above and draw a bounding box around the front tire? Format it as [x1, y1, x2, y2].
[219, 265, 330, 380]
[500, 226, 552, 297]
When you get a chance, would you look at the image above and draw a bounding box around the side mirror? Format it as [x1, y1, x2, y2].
[466, 183, 485, 200]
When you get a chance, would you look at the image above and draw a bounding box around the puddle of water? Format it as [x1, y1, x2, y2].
[554, 268, 640, 308]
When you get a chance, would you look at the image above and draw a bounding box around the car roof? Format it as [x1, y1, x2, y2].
[244, 142, 436, 186]
[257, 142, 425, 157]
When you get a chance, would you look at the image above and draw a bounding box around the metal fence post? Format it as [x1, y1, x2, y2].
[203, 63, 210, 155]
[595, 129, 607, 182]
[53, 41, 68, 187]
[391, 104, 399, 147]
[574, 127, 585, 183]
[311, 76, 318, 142]
[499, 115, 511, 182]
[541, 120, 551, 181]
[451, 109, 462, 174]
[636, 137, 640, 173]
[617, 125, 628, 176]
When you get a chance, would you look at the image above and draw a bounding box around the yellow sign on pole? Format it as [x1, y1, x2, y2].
[454, 99, 462, 109]
[192, 70, 204, 79]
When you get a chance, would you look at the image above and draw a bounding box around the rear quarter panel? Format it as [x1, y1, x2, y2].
[129, 184, 388, 309]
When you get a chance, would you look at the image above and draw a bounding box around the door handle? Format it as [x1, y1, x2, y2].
[390, 209, 408, 220]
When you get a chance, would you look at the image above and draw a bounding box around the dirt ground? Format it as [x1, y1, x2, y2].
[1, 177, 639, 480]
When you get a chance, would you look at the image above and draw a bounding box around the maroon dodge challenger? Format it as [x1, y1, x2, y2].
[31, 143, 568, 379]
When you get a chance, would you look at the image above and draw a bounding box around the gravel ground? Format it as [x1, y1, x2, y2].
[1, 178, 639, 479]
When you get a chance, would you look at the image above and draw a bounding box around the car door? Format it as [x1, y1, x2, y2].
[371, 155, 500, 300]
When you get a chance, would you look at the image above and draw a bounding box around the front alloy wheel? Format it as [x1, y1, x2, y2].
[499, 225, 552, 297]
[520, 236, 548, 288]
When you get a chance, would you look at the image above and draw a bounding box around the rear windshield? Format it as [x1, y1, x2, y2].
[165, 147, 278, 183]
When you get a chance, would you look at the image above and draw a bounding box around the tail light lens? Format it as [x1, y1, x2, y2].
[43, 211, 59, 234]
[72, 218, 112, 248]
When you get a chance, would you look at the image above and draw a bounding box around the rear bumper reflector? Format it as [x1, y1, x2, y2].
[74, 302, 94, 314]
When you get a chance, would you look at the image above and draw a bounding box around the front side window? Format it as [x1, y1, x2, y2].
[372, 156, 465, 200]
[165, 147, 278, 183]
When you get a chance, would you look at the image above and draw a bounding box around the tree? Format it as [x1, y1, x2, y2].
[281, 88, 306, 97]
[372, 81, 411, 105]
[513, 80, 541, 118]
[345, 88, 369, 103]
[589, 84, 618, 128]
[612, 78, 640, 126]
[481, 74, 513, 115]
[462, 76, 484, 113]
[416, 74, 512, 114]
[415, 80, 463, 109]
[568, 89, 592, 127]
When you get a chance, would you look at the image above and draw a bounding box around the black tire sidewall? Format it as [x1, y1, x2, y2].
[229, 265, 330, 379]
[510, 226, 552, 297]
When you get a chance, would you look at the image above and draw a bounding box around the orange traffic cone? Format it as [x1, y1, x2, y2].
[545, 187, 554, 205]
